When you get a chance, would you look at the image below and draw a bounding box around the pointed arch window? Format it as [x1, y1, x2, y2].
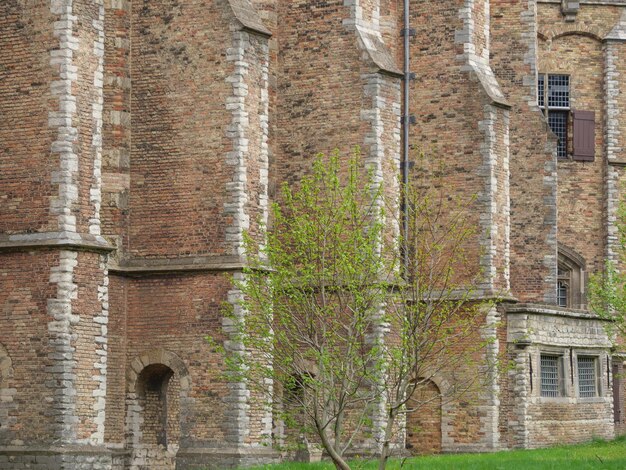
[557, 245, 586, 309]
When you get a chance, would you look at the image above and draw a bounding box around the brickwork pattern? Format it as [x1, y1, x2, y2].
[539, 31, 606, 276]
[406, 380, 442, 454]
[0, 2, 56, 233]
[2, 0, 626, 468]
[0, 252, 57, 446]
[491, 0, 558, 305]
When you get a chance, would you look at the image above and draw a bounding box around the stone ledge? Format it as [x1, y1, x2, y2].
[109, 255, 246, 274]
[538, 0, 626, 5]
[356, 28, 403, 77]
[0, 232, 113, 253]
[228, 0, 272, 37]
[0, 445, 113, 455]
[177, 446, 278, 456]
[506, 303, 612, 321]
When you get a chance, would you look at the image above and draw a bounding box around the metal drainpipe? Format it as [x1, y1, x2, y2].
[402, 0, 411, 272]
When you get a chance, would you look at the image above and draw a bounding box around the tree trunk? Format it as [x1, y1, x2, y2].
[377, 409, 397, 470]
[317, 422, 351, 470]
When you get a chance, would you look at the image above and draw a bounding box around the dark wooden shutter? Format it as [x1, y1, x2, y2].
[572, 110, 595, 161]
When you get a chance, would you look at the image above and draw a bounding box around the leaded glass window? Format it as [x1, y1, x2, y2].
[540, 354, 563, 397]
[577, 356, 598, 398]
[538, 74, 570, 158]
[549, 111, 569, 158]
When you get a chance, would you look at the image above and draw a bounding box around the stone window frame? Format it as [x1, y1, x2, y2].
[534, 347, 572, 401]
[557, 245, 586, 309]
[572, 350, 606, 402]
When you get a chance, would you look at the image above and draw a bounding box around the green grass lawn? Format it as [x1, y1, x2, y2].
[244, 436, 626, 469]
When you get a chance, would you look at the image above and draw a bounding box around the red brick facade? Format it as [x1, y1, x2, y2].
[1, 0, 625, 468]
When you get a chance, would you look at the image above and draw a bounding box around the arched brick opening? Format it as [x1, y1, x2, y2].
[126, 350, 190, 470]
[406, 379, 442, 455]
[0, 343, 15, 442]
[538, 25, 604, 44]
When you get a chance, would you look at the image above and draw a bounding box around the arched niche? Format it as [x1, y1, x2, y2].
[406, 378, 442, 455]
[126, 350, 191, 470]
[0, 343, 15, 441]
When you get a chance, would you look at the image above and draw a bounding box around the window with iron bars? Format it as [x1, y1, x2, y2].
[540, 354, 564, 397]
[577, 356, 599, 398]
[538, 74, 570, 158]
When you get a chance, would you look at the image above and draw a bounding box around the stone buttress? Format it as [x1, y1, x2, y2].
[0, 0, 113, 468]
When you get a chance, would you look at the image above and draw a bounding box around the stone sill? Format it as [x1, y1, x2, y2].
[578, 397, 610, 404]
[531, 396, 611, 404]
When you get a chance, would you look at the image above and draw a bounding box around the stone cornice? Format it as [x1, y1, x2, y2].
[506, 302, 612, 321]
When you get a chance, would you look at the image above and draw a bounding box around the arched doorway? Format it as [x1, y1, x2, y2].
[406, 379, 442, 455]
[126, 350, 190, 470]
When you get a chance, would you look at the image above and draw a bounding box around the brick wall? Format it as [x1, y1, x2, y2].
[406, 381, 442, 454]
[0, 252, 57, 445]
[0, 1, 112, 465]
[128, 0, 236, 258]
[101, 0, 132, 258]
[538, 7, 609, 276]
[491, 0, 558, 305]
[2, 1, 626, 468]
[125, 273, 230, 446]
[0, 1, 56, 233]
[408, 0, 510, 294]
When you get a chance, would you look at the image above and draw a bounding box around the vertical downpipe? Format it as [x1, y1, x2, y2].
[402, 0, 411, 272]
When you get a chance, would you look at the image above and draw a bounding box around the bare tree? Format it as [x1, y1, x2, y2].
[219, 151, 497, 470]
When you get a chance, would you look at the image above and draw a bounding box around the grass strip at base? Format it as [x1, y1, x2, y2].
[244, 436, 626, 469]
